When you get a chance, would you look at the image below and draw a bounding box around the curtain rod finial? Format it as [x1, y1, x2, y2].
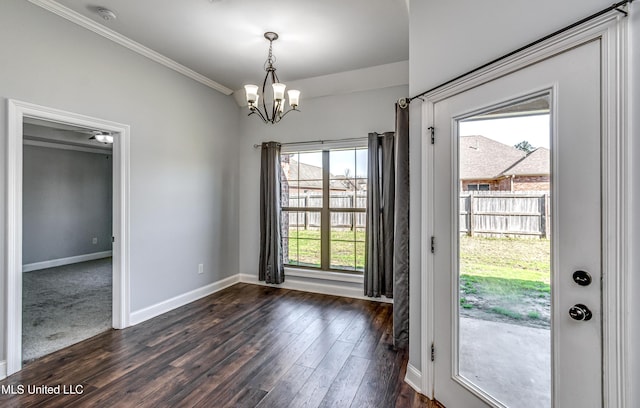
[398, 98, 409, 109]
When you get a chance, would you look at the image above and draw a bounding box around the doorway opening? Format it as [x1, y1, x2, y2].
[6, 100, 130, 376]
[21, 118, 114, 362]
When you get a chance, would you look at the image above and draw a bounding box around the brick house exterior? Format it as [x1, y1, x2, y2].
[460, 135, 549, 192]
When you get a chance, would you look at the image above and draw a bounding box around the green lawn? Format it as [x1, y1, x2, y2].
[460, 235, 550, 283]
[459, 236, 551, 326]
[285, 229, 365, 270]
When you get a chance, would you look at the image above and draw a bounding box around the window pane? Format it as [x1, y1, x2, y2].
[281, 151, 323, 207]
[356, 148, 368, 179]
[295, 234, 321, 268]
[457, 94, 551, 407]
[330, 188, 355, 209]
[282, 211, 296, 239]
[355, 179, 367, 208]
[297, 151, 323, 169]
[284, 186, 323, 209]
[330, 212, 355, 233]
[282, 211, 321, 268]
[306, 191, 323, 209]
[331, 240, 356, 271]
[329, 148, 367, 210]
[330, 149, 355, 180]
[281, 154, 294, 207]
[282, 210, 297, 265]
[330, 212, 364, 271]
[355, 242, 365, 271]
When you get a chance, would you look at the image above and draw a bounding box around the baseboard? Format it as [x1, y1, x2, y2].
[22, 251, 113, 272]
[0, 360, 6, 380]
[130, 270, 390, 327]
[130, 274, 240, 325]
[239, 273, 393, 303]
[405, 363, 422, 394]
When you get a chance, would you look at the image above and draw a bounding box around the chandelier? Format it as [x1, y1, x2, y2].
[244, 32, 300, 124]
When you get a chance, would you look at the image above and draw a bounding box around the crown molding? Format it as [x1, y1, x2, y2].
[27, 0, 234, 95]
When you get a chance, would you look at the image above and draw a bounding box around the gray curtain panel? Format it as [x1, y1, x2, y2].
[393, 101, 410, 349]
[365, 132, 395, 298]
[258, 141, 285, 284]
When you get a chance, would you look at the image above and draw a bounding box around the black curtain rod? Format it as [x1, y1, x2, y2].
[408, 0, 633, 103]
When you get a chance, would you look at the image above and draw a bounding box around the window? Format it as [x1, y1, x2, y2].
[467, 183, 490, 191]
[281, 145, 367, 273]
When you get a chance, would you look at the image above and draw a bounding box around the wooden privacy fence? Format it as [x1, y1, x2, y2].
[460, 191, 550, 238]
[286, 194, 366, 230]
[287, 191, 550, 238]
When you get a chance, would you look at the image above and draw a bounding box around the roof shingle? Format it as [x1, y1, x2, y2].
[502, 147, 549, 176]
[460, 135, 526, 179]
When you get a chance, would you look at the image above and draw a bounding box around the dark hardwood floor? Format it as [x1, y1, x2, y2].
[0, 283, 443, 407]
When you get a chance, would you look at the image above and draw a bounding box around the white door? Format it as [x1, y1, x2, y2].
[432, 39, 601, 407]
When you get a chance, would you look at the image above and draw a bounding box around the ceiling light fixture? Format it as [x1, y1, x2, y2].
[244, 32, 300, 124]
[90, 131, 114, 144]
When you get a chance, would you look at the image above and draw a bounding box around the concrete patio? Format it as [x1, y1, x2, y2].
[459, 317, 551, 408]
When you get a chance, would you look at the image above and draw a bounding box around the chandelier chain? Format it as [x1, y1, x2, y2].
[264, 40, 276, 71]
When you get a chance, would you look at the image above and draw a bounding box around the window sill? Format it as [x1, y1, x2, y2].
[285, 267, 364, 284]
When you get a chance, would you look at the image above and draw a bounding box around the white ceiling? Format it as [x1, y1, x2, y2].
[51, 0, 409, 92]
[24, 118, 113, 151]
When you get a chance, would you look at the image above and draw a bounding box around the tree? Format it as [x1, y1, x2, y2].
[514, 140, 535, 153]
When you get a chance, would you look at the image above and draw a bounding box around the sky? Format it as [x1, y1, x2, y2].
[459, 114, 550, 149]
[288, 148, 367, 179]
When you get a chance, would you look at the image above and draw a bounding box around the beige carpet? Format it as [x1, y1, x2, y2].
[22, 258, 112, 362]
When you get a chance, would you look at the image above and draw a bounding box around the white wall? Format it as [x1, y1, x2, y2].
[0, 0, 241, 363]
[22, 145, 113, 266]
[238, 85, 408, 286]
[408, 0, 638, 398]
[409, 0, 613, 94]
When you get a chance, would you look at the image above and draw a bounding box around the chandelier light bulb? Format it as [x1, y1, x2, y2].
[288, 90, 300, 108]
[244, 84, 259, 104]
[272, 83, 286, 101]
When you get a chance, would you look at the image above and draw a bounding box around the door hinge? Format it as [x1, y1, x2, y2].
[431, 342, 435, 362]
[430, 236, 435, 253]
[428, 126, 435, 144]
[112, 236, 115, 243]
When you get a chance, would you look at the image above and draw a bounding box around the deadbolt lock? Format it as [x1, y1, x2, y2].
[572, 270, 592, 286]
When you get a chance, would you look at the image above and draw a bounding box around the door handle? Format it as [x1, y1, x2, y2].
[572, 270, 592, 286]
[569, 304, 592, 321]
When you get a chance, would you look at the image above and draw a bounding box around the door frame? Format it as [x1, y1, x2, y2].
[419, 12, 629, 407]
[6, 99, 131, 376]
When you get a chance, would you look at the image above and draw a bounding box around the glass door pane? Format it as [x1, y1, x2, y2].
[457, 94, 551, 408]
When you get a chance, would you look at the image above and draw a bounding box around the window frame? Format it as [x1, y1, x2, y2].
[281, 139, 367, 274]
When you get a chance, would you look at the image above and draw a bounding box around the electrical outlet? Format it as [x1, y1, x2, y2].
[198, 263, 204, 274]
[92, 237, 98, 244]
